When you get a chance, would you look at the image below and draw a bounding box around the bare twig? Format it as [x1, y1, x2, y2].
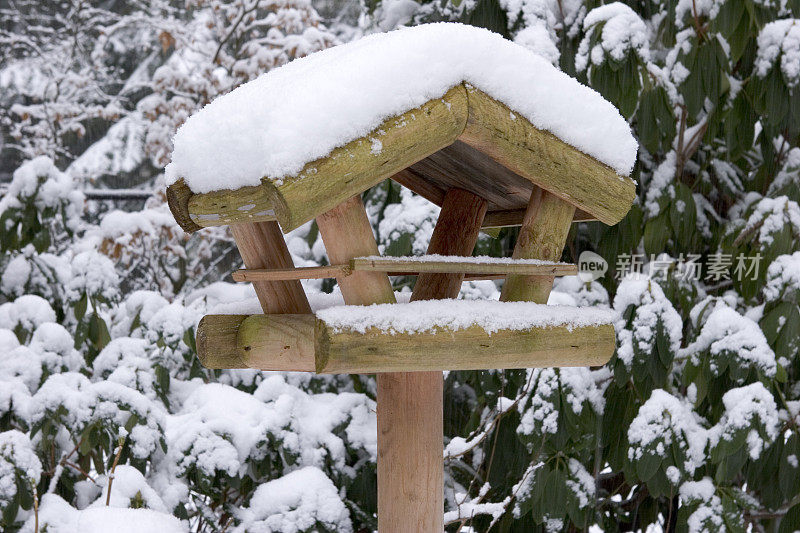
[32, 478, 39, 533]
[105, 435, 127, 506]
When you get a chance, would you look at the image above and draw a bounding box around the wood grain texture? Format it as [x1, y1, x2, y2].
[195, 315, 247, 369]
[375, 188, 486, 533]
[265, 86, 469, 232]
[168, 83, 635, 232]
[314, 194, 425, 533]
[196, 314, 316, 371]
[230, 221, 312, 314]
[165, 178, 202, 233]
[232, 257, 578, 282]
[459, 86, 636, 225]
[501, 189, 576, 304]
[316, 196, 396, 306]
[233, 265, 351, 282]
[316, 322, 616, 373]
[188, 185, 276, 228]
[238, 314, 316, 371]
[407, 140, 533, 211]
[197, 313, 616, 373]
[233, 266, 511, 281]
[482, 207, 596, 228]
[351, 257, 576, 276]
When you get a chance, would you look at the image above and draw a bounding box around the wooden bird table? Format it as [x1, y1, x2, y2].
[166, 46, 635, 532]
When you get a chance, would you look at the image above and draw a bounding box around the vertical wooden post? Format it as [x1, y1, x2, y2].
[500, 188, 576, 304]
[231, 221, 311, 314]
[317, 190, 485, 532]
[377, 188, 485, 532]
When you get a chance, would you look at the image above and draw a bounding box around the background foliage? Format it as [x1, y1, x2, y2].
[1, 0, 800, 531]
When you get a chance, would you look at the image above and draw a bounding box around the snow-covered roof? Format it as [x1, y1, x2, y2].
[166, 23, 638, 196]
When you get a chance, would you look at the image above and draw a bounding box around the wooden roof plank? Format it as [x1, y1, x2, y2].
[263, 85, 469, 232]
[459, 86, 636, 225]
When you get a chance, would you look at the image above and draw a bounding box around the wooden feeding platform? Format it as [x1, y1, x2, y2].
[163, 22, 637, 533]
[197, 301, 616, 373]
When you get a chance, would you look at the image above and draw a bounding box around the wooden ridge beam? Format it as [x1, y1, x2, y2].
[195, 313, 616, 373]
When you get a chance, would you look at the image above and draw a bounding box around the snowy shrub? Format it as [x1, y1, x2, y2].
[677, 478, 746, 533]
[517, 367, 604, 454]
[626, 390, 707, 494]
[0, 157, 83, 255]
[612, 278, 683, 396]
[234, 467, 353, 533]
[575, 2, 650, 116]
[22, 493, 187, 533]
[0, 431, 41, 529]
[377, 186, 440, 257]
[710, 383, 780, 466]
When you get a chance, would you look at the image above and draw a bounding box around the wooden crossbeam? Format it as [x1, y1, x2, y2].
[196, 313, 616, 373]
[352, 257, 576, 276]
[233, 265, 350, 281]
[232, 257, 577, 282]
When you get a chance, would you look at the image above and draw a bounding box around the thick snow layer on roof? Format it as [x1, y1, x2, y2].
[316, 299, 615, 334]
[166, 23, 638, 194]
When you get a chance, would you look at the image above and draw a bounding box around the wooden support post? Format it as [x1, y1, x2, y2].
[315, 195, 406, 530]
[230, 221, 312, 314]
[500, 188, 576, 304]
[378, 188, 487, 532]
[199, 220, 312, 372]
[315, 196, 396, 306]
[412, 189, 489, 301]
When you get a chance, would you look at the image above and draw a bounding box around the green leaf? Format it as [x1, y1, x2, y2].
[644, 212, 670, 256]
[779, 433, 800, 499]
[636, 452, 661, 482]
[780, 504, 800, 533]
[669, 183, 697, 248]
[32, 228, 50, 253]
[74, 293, 88, 322]
[544, 465, 567, 519]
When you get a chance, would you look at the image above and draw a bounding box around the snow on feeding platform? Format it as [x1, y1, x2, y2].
[166, 23, 637, 194]
[315, 299, 615, 335]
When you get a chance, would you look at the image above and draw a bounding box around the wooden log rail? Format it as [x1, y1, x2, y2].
[196, 313, 616, 373]
[231, 257, 578, 282]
